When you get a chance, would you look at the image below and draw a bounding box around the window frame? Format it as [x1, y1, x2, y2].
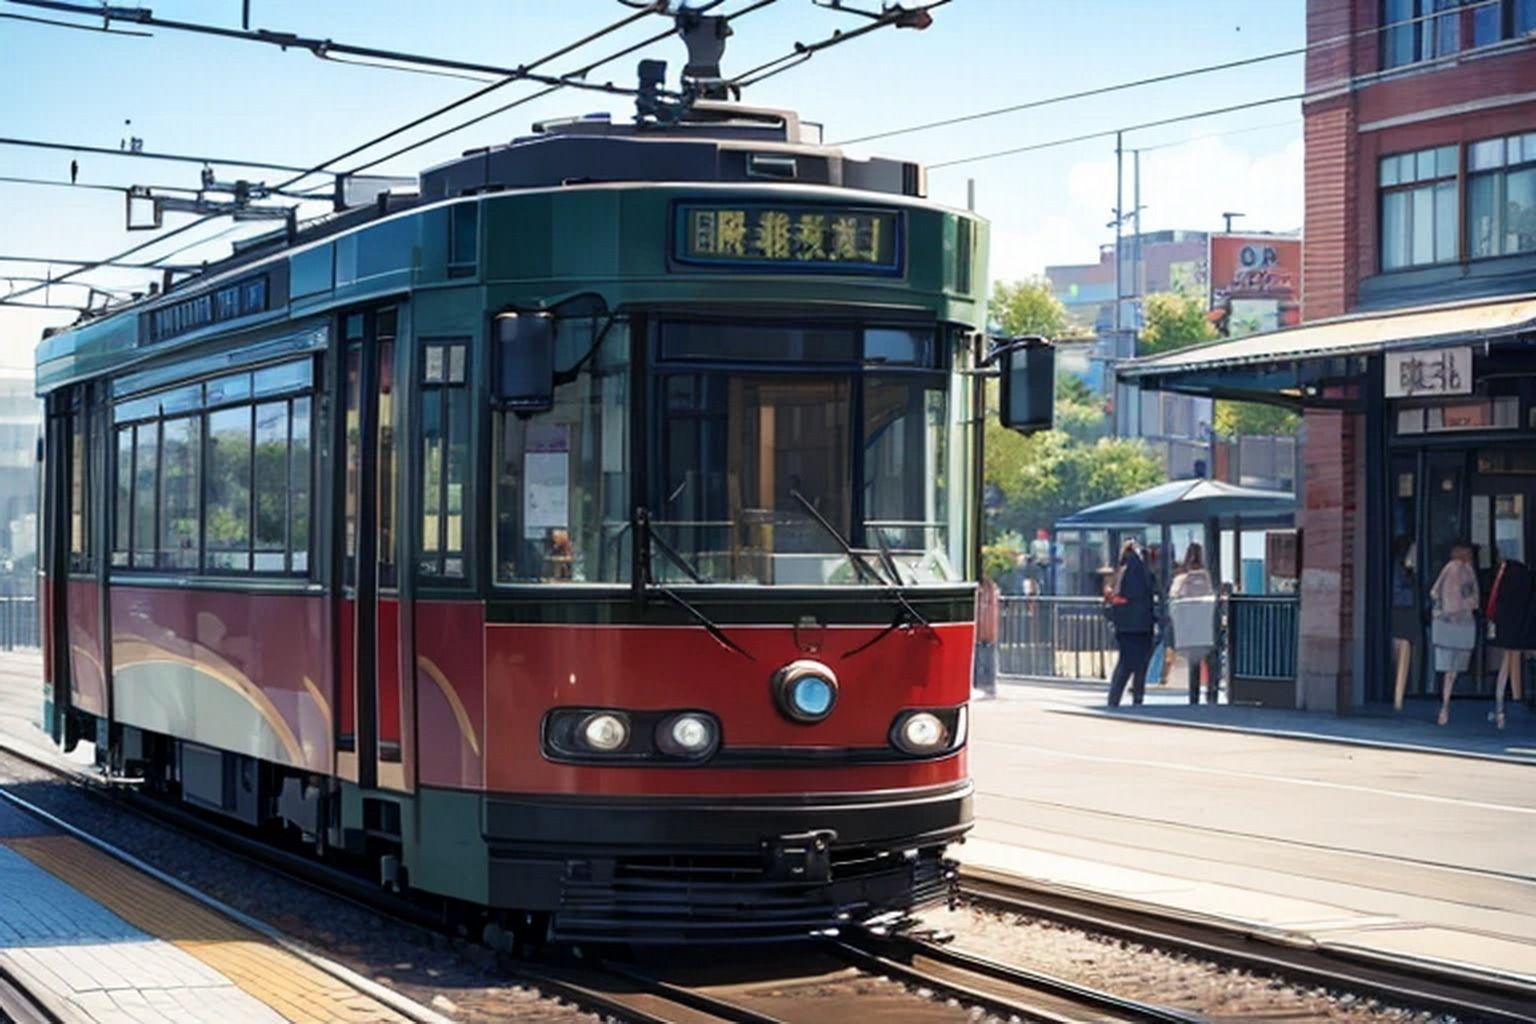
[1467, 132, 1536, 261]
[415, 337, 472, 583]
[106, 355, 318, 580]
[1378, 144, 1462, 272]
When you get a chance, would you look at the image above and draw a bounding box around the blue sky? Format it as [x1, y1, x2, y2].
[0, 0, 1305, 368]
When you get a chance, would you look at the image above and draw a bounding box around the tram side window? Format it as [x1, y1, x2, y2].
[68, 399, 91, 573]
[419, 340, 470, 580]
[109, 357, 315, 577]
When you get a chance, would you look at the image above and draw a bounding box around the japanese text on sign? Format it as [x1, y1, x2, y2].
[1384, 347, 1473, 398]
[677, 204, 900, 272]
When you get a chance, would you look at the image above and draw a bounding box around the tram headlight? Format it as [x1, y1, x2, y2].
[656, 713, 718, 758]
[578, 712, 630, 753]
[772, 660, 839, 723]
[889, 708, 965, 756]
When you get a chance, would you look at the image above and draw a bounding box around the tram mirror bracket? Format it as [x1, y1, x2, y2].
[990, 335, 1055, 436]
[493, 311, 555, 412]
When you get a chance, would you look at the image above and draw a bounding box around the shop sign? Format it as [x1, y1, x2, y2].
[1385, 346, 1472, 398]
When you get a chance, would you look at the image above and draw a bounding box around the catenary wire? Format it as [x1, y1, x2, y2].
[834, 0, 1504, 146]
[0, 135, 313, 174]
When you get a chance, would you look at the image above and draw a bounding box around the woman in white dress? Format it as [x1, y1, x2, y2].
[1429, 542, 1479, 726]
[1168, 543, 1217, 704]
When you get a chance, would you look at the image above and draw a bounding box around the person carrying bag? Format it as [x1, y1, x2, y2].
[1168, 542, 1217, 704]
[1104, 540, 1156, 708]
[1429, 542, 1479, 726]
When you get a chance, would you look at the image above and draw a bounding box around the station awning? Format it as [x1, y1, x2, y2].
[1056, 478, 1295, 529]
[1118, 293, 1536, 402]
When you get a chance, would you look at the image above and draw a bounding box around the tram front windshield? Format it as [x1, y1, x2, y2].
[492, 318, 974, 587]
[651, 321, 971, 587]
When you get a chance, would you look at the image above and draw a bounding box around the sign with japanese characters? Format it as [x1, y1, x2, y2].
[1385, 346, 1473, 398]
[675, 203, 901, 273]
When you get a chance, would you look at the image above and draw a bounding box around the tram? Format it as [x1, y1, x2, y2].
[35, 101, 1013, 943]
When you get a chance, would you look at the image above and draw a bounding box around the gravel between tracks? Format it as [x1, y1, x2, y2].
[922, 901, 1460, 1023]
[0, 756, 596, 1024]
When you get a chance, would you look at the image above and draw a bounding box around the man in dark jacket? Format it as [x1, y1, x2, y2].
[1106, 540, 1156, 707]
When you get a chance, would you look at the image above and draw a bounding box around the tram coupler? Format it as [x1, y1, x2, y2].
[762, 829, 836, 883]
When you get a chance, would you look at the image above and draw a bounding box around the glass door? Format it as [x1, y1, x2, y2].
[1470, 448, 1536, 699]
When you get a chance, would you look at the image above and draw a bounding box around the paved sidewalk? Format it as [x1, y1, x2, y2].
[1004, 672, 1536, 764]
[966, 678, 1536, 991]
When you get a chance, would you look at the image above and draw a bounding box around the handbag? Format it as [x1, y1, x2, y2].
[1431, 616, 1476, 651]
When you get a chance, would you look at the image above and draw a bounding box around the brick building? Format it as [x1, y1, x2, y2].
[1121, 0, 1536, 713]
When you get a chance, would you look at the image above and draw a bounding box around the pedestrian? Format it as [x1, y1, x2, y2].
[1168, 542, 1217, 704]
[973, 569, 1000, 699]
[1143, 544, 1170, 687]
[1485, 553, 1534, 730]
[1105, 540, 1156, 707]
[1429, 541, 1479, 726]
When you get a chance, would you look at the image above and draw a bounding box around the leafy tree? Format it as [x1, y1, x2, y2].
[1214, 400, 1299, 439]
[984, 420, 1162, 543]
[989, 277, 1070, 338]
[1138, 291, 1217, 356]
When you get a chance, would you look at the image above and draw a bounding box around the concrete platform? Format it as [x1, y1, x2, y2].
[966, 676, 1536, 991]
[0, 797, 407, 1023]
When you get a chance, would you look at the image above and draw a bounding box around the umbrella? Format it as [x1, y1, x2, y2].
[1056, 478, 1295, 528]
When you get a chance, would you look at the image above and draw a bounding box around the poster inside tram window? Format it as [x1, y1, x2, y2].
[1207, 235, 1301, 338]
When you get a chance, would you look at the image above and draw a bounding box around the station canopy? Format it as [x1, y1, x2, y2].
[1119, 293, 1536, 403]
[1057, 478, 1296, 529]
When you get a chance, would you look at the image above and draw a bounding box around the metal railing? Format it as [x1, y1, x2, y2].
[998, 596, 1116, 680]
[1226, 594, 1298, 681]
[998, 592, 1300, 688]
[0, 596, 39, 650]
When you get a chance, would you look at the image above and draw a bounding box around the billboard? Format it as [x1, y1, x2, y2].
[1208, 235, 1301, 338]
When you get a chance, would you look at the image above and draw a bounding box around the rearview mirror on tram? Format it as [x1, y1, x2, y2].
[996, 336, 1055, 436]
[494, 311, 555, 412]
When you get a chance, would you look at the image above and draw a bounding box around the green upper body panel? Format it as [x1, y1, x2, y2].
[36, 183, 988, 394]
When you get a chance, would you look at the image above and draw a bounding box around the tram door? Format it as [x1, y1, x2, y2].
[337, 307, 412, 792]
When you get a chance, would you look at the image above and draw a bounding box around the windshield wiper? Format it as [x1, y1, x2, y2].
[635, 507, 754, 662]
[787, 490, 939, 659]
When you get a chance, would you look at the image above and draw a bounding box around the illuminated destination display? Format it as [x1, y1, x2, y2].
[676, 204, 901, 272]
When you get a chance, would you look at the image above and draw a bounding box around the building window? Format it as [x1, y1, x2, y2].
[1380, 146, 1459, 270]
[1468, 133, 1536, 259]
[1381, 0, 1463, 68]
[1473, 0, 1536, 45]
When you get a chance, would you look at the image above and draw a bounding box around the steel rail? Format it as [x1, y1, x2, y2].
[960, 870, 1536, 1024]
[836, 929, 1200, 1024]
[0, 743, 788, 1024]
[0, 775, 455, 1024]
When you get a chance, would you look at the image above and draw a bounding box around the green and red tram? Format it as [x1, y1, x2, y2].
[36, 104, 991, 943]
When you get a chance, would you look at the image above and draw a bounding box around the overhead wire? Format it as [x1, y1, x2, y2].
[834, 0, 1505, 147]
[0, 135, 313, 174]
[0, 3, 674, 307]
[340, 0, 782, 178]
[0, 10, 149, 34]
[726, 0, 949, 89]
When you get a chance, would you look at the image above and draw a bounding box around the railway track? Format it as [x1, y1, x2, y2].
[960, 867, 1536, 1024]
[0, 742, 1213, 1024]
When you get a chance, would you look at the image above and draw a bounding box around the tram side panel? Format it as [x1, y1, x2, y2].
[107, 586, 333, 775]
[65, 579, 106, 718]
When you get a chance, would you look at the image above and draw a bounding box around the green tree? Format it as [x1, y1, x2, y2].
[1138, 291, 1217, 356]
[1214, 400, 1299, 439]
[984, 420, 1162, 543]
[989, 277, 1070, 338]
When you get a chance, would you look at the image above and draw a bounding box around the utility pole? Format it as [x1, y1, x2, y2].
[1222, 211, 1245, 233]
[1132, 148, 1142, 334]
[966, 177, 975, 212]
[1113, 131, 1124, 338]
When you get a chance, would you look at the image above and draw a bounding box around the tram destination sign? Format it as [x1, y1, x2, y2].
[674, 203, 901, 273]
[147, 273, 270, 343]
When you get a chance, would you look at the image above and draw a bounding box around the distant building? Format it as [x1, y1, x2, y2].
[0, 368, 41, 570]
[1046, 229, 1210, 334]
[1124, 0, 1536, 712]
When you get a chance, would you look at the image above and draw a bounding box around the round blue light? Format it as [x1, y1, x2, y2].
[791, 675, 835, 718]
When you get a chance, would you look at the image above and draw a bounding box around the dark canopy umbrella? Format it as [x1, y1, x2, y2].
[1056, 478, 1295, 529]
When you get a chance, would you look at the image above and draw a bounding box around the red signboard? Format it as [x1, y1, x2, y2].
[1208, 235, 1302, 337]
